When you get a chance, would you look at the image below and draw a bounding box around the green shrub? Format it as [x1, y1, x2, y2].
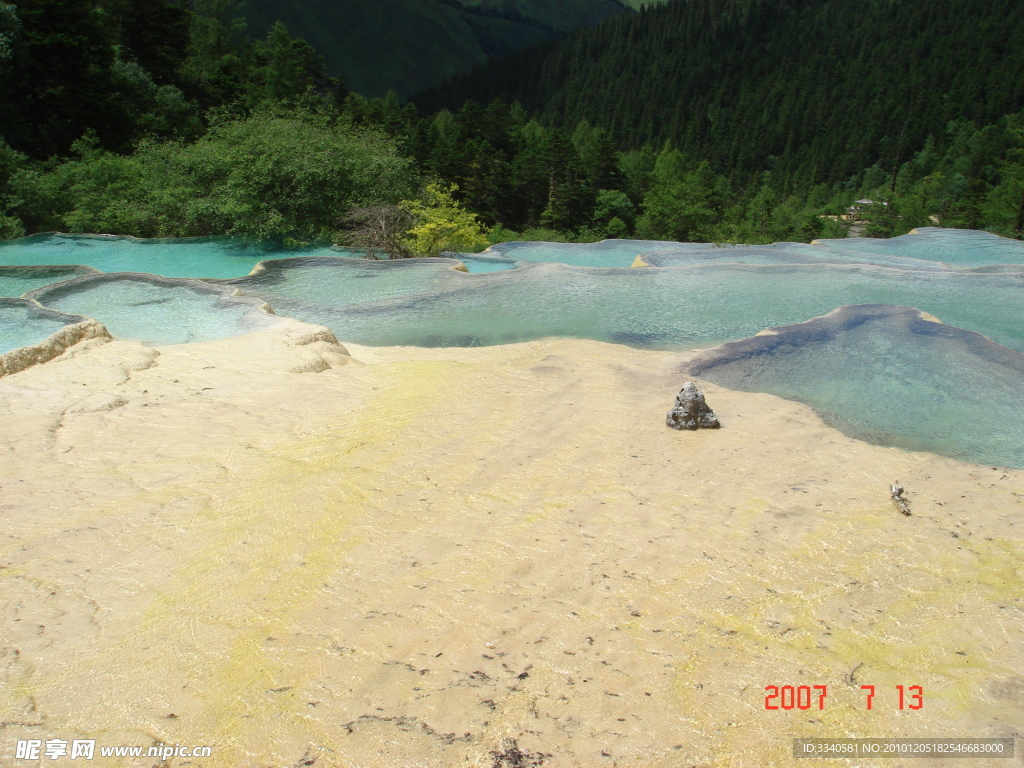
[43, 110, 415, 241]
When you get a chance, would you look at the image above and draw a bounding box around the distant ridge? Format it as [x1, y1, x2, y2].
[242, 0, 628, 97]
[460, 0, 632, 29]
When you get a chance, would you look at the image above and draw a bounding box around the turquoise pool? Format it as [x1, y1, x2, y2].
[25, 274, 280, 346]
[0, 299, 90, 355]
[816, 227, 1024, 268]
[239, 261, 1024, 353]
[1, 228, 1023, 467]
[0, 233, 348, 279]
[0, 265, 102, 297]
[0, 233, 512, 284]
[688, 305, 1024, 469]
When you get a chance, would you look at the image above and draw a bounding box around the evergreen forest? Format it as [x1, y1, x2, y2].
[2, 0, 1024, 251]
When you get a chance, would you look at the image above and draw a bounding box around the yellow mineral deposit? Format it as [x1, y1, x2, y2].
[1, 320, 1021, 767]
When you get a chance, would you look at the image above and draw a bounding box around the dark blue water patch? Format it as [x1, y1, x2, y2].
[605, 330, 677, 347]
[687, 305, 1024, 469]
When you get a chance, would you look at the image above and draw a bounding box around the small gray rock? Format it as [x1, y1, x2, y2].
[667, 381, 721, 430]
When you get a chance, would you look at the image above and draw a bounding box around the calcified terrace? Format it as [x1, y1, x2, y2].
[0, 320, 1022, 767]
[2, 227, 1023, 466]
[0, 229, 1022, 766]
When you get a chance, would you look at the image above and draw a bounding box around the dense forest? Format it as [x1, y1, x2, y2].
[1, 0, 1024, 250]
[420, 0, 1024, 190]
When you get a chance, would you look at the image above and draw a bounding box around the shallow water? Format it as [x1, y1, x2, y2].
[228, 257, 465, 307]
[457, 255, 522, 272]
[638, 242, 956, 271]
[0, 265, 101, 297]
[816, 227, 1024, 267]
[26, 275, 279, 346]
[2, 228, 1024, 466]
[0, 300, 85, 354]
[687, 305, 1024, 468]
[0, 233, 349, 279]
[243, 260, 1024, 353]
[488, 239, 690, 268]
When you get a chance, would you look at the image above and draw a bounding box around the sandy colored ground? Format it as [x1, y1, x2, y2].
[0, 321, 1022, 767]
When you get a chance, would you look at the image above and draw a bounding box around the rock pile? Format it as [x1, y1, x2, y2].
[890, 482, 911, 516]
[666, 382, 721, 430]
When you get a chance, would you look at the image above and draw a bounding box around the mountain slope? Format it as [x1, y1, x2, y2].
[417, 0, 1024, 188]
[616, 0, 668, 7]
[461, 0, 628, 31]
[242, 0, 627, 97]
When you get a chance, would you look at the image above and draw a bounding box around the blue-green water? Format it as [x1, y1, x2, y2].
[25, 275, 279, 346]
[638, 242, 955, 271]
[0, 265, 102, 297]
[0, 299, 89, 355]
[241, 261, 1024, 353]
[1, 228, 1023, 467]
[0, 233, 511, 285]
[816, 227, 1024, 267]
[688, 305, 1024, 468]
[640, 228, 1024, 272]
[230, 257, 467, 307]
[458, 254, 522, 272]
[488, 239, 689, 268]
[0, 233, 349, 279]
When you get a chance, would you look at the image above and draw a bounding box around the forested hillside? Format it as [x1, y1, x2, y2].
[456, 0, 628, 32]
[0, 0, 417, 242]
[419, 0, 1024, 190]
[2, 0, 1024, 248]
[242, 0, 627, 97]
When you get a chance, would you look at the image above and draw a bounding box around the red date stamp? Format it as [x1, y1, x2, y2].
[765, 685, 924, 710]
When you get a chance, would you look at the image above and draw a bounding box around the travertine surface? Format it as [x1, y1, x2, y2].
[0, 321, 1021, 767]
[0, 318, 110, 378]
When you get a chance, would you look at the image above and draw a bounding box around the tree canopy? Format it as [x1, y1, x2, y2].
[3, 0, 1024, 246]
